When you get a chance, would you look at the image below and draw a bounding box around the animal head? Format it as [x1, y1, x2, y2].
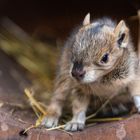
[70, 13, 129, 83]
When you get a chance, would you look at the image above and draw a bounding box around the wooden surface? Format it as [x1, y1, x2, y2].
[0, 109, 140, 140]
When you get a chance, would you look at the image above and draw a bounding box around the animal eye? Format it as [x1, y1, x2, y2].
[101, 53, 109, 63]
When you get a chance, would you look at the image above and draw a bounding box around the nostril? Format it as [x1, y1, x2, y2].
[71, 69, 85, 79]
[78, 71, 85, 78]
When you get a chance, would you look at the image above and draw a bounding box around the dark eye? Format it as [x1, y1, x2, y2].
[101, 53, 109, 63]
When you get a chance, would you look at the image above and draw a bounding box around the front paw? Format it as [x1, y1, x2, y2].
[64, 122, 85, 132]
[41, 116, 59, 128]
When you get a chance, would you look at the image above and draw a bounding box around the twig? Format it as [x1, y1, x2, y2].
[86, 123, 97, 127]
[23, 125, 36, 134]
[87, 117, 124, 122]
[86, 93, 115, 120]
[57, 129, 73, 135]
[46, 124, 65, 131]
[46, 125, 73, 135]
[32, 105, 40, 118]
[24, 88, 47, 115]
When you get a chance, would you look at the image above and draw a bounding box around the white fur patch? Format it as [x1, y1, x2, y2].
[83, 70, 97, 83]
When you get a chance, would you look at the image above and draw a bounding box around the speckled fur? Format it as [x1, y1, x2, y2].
[41, 15, 140, 131]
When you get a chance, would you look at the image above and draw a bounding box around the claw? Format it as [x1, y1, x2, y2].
[41, 116, 59, 128]
[64, 122, 85, 131]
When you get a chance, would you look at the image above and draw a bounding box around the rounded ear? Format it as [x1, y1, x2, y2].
[83, 13, 90, 26]
[114, 20, 129, 48]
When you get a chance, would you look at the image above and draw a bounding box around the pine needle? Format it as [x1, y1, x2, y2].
[35, 116, 45, 126]
[24, 88, 48, 133]
[23, 125, 36, 134]
[24, 88, 47, 115]
[87, 117, 124, 122]
[46, 124, 65, 131]
[57, 129, 73, 135]
[86, 94, 115, 120]
[32, 105, 40, 118]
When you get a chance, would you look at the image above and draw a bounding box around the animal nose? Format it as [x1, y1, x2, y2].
[72, 69, 85, 80]
[71, 61, 85, 80]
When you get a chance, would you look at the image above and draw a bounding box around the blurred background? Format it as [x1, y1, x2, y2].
[0, 0, 139, 39]
[0, 0, 139, 105]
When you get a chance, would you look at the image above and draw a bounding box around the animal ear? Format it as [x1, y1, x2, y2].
[83, 13, 90, 26]
[114, 20, 129, 48]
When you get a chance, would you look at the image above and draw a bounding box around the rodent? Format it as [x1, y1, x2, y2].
[41, 13, 140, 131]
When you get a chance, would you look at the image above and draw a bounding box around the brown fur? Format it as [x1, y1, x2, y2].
[41, 14, 140, 131]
